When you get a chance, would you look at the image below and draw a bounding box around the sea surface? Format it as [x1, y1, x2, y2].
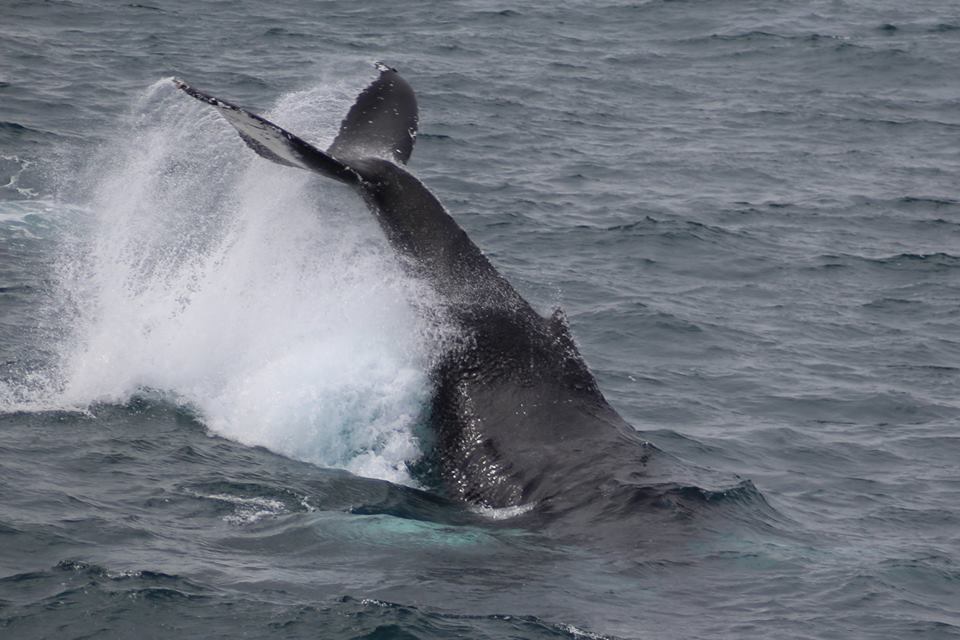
[1, 1, 959, 638]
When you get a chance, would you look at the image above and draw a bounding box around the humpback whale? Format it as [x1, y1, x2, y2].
[174, 64, 652, 514]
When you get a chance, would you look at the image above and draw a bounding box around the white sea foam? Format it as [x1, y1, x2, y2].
[0, 154, 39, 198]
[30, 77, 447, 485]
[203, 493, 289, 525]
[470, 502, 536, 520]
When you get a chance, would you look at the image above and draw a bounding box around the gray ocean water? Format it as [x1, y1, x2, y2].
[2, 1, 959, 638]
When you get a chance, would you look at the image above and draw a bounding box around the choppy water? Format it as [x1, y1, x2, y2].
[2, 1, 959, 638]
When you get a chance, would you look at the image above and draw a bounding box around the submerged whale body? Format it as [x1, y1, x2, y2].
[174, 65, 656, 514]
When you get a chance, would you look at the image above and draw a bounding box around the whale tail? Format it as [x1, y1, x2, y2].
[172, 63, 417, 184]
[174, 64, 533, 307]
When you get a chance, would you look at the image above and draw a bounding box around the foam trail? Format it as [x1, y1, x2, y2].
[45, 77, 444, 484]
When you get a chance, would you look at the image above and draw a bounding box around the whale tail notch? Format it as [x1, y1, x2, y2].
[172, 62, 417, 183]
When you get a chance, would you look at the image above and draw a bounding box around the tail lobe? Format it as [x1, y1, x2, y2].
[172, 78, 361, 184]
[327, 63, 418, 165]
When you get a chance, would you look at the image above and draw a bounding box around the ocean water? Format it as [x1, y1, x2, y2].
[2, 0, 959, 638]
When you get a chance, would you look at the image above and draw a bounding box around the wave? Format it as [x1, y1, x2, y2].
[0, 121, 57, 145]
[597, 478, 777, 520]
[125, 3, 164, 11]
[707, 31, 847, 44]
[878, 21, 960, 34]
[815, 252, 960, 272]
[1, 562, 621, 640]
[569, 215, 748, 248]
[0, 121, 34, 133]
[860, 297, 927, 312]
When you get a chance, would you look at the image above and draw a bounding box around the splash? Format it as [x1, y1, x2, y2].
[38, 77, 447, 484]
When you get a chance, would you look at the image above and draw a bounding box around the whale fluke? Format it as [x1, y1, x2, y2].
[172, 69, 525, 307]
[328, 62, 418, 165]
[173, 64, 417, 176]
[172, 78, 361, 184]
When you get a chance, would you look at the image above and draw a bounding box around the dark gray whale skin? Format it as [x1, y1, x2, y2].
[174, 65, 654, 514]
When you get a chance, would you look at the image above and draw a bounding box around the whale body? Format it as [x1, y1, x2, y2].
[174, 65, 653, 513]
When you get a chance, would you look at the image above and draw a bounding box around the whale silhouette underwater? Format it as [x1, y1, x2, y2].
[174, 64, 722, 524]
